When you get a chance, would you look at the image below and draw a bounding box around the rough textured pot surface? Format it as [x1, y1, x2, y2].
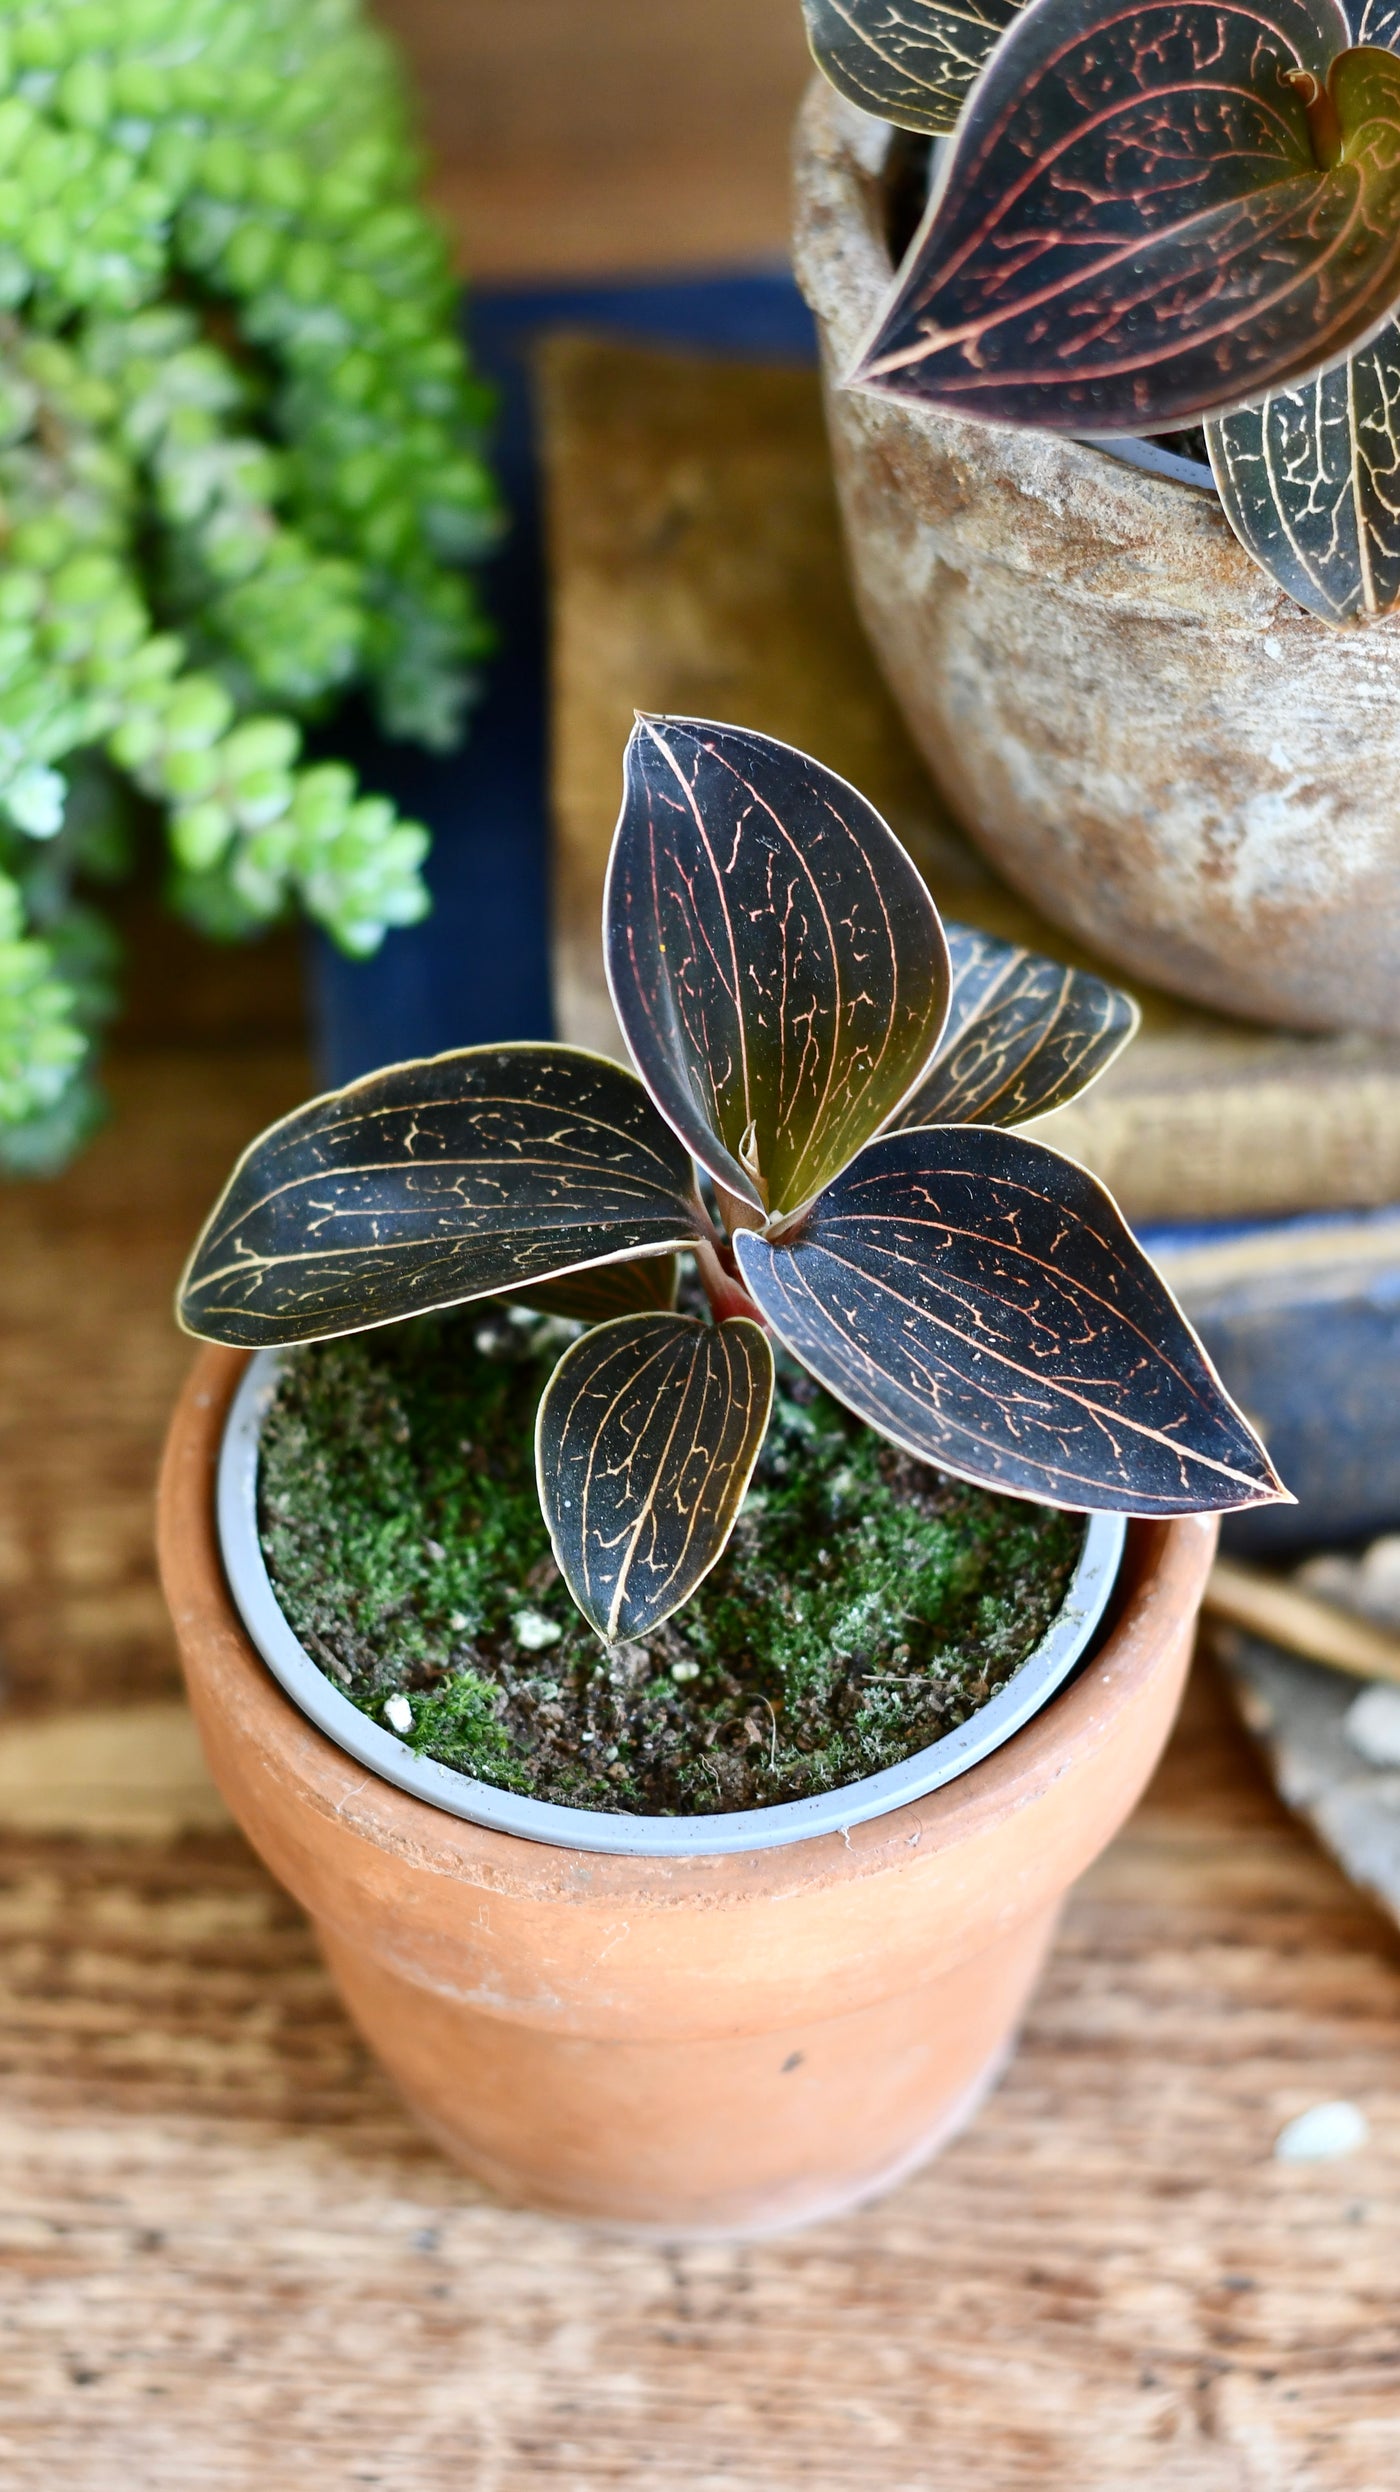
[793, 82, 1400, 1037]
[159, 1347, 1215, 2237]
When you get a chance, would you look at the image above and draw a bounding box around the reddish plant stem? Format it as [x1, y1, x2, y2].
[692, 1231, 766, 1328]
[715, 1182, 765, 1237]
[1284, 65, 1342, 168]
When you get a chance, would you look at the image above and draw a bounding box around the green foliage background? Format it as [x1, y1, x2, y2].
[0, 0, 499, 1170]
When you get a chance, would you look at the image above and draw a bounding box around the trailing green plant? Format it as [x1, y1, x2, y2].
[181, 716, 1287, 1646]
[802, 0, 1400, 626]
[0, 0, 499, 1172]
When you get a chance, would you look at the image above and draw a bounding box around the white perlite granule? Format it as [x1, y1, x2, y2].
[1273, 2101, 1369, 2163]
[513, 1607, 562, 1652]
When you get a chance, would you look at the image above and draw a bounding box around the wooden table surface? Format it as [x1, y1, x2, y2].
[1, 932, 1399, 2489]
[373, 0, 812, 278]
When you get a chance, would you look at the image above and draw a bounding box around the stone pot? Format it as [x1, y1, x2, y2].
[158, 1345, 1215, 2237]
[792, 81, 1400, 1038]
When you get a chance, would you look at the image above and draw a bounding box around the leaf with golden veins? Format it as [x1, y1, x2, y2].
[178, 1044, 702, 1347]
[894, 925, 1139, 1129]
[801, 0, 1021, 136]
[536, 1313, 775, 1641]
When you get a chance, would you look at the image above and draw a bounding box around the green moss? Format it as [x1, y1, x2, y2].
[258, 1302, 1086, 1816]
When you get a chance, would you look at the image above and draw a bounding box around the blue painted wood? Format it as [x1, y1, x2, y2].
[307, 271, 817, 1089]
[1148, 1212, 1400, 1555]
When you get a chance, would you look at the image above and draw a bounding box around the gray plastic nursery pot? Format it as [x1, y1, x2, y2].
[792, 80, 1400, 1038]
[158, 1345, 1216, 2235]
[218, 1346, 1127, 1859]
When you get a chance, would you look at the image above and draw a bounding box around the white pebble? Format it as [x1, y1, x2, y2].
[1360, 1534, 1400, 1624]
[383, 1693, 414, 1737]
[671, 1659, 700, 1683]
[513, 1607, 562, 1652]
[1296, 1537, 1400, 1632]
[1273, 2100, 1369, 2163]
[1295, 1552, 1363, 1609]
[1344, 1684, 1400, 1769]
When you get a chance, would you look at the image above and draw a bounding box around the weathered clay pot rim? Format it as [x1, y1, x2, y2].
[161, 1346, 1216, 1911]
[218, 1345, 1127, 1860]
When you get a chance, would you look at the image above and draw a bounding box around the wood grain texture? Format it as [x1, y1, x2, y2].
[0, 907, 308, 1723]
[541, 335, 1400, 1225]
[1, 1674, 1400, 2484]
[0, 663, 1398, 2483]
[372, 0, 810, 275]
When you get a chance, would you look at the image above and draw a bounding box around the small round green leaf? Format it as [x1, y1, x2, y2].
[606, 716, 950, 1217]
[536, 1312, 775, 1642]
[178, 1043, 702, 1347]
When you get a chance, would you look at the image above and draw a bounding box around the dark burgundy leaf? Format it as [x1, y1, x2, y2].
[851, 0, 1400, 435]
[1207, 314, 1400, 620]
[895, 924, 1139, 1128]
[178, 1045, 701, 1347]
[605, 715, 950, 1217]
[801, 0, 1020, 136]
[536, 1313, 775, 1640]
[734, 1127, 1287, 1514]
[506, 1255, 680, 1324]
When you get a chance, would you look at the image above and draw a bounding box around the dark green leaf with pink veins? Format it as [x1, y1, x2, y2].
[605, 715, 950, 1218]
[894, 924, 1138, 1129]
[801, 0, 1021, 136]
[177, 1044, 702, 1348]
[851, 0, 1400, 435]
[1198, 3, 1400, 620]
[506, 1254, 680, 1325]
[734, 1127, 1287, 1514]
[1207, 318, 1400, 622]
[536, 1312, 775, 1641]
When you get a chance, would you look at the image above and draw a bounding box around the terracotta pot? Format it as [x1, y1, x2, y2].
[159, 1346, 1215, 2236]
[792, 81, 1400, 1039]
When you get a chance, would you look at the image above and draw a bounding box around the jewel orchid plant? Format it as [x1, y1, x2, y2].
[180, 717, 1286, 1643]
[803, 0, 1400, 626]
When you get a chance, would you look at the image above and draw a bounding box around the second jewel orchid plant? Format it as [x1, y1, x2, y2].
[803, 0, 1400, 626]
[181, 717, 1286, 1646]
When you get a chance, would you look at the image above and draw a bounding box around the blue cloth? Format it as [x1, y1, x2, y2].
[308, 270, 817, 1087]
